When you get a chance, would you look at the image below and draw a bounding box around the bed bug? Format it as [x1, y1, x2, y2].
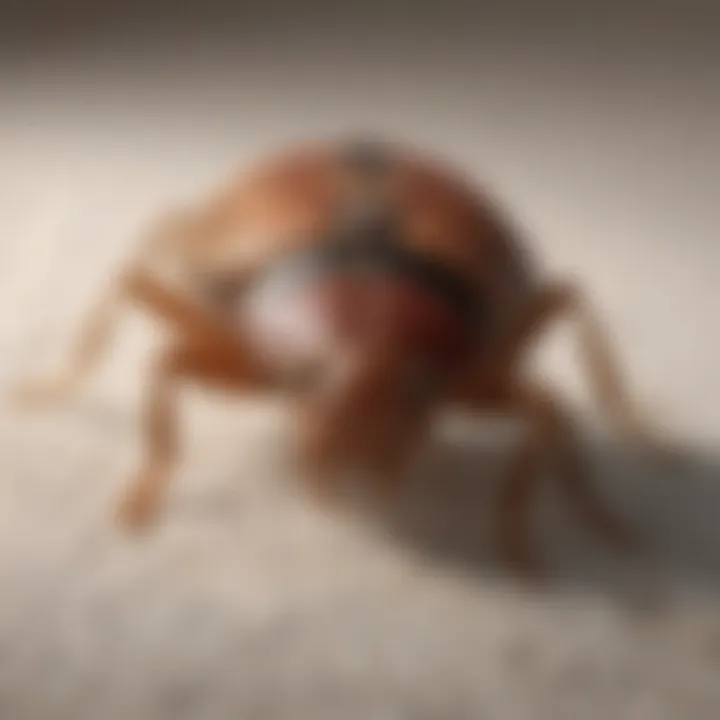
[14, 136, 660, 576]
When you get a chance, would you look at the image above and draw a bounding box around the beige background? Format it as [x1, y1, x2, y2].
[1, 1, 720, 717]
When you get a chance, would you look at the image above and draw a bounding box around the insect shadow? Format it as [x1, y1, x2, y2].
[52, 395, 720, 602]
[369, 418, 720, 600]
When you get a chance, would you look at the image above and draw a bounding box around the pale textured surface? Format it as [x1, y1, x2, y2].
[1, 4, 720, 717]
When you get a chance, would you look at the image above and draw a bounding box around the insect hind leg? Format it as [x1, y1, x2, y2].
[12, 208, 197, 408]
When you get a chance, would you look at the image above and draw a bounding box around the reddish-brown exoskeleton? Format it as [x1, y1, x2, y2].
[14, 136, 660, 575]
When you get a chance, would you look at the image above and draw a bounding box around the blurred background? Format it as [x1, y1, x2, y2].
[1, 1, 719, 718]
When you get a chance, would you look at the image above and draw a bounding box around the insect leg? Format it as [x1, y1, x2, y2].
[12, 208, 199, 407]
[116, 347, 181, 529]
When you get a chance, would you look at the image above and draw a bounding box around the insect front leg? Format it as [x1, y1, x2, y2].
[111, 271, 273, 528]
[116, 347, 182, 529]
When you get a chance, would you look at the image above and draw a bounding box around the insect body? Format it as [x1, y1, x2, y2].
[15, 136, 657, 575]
